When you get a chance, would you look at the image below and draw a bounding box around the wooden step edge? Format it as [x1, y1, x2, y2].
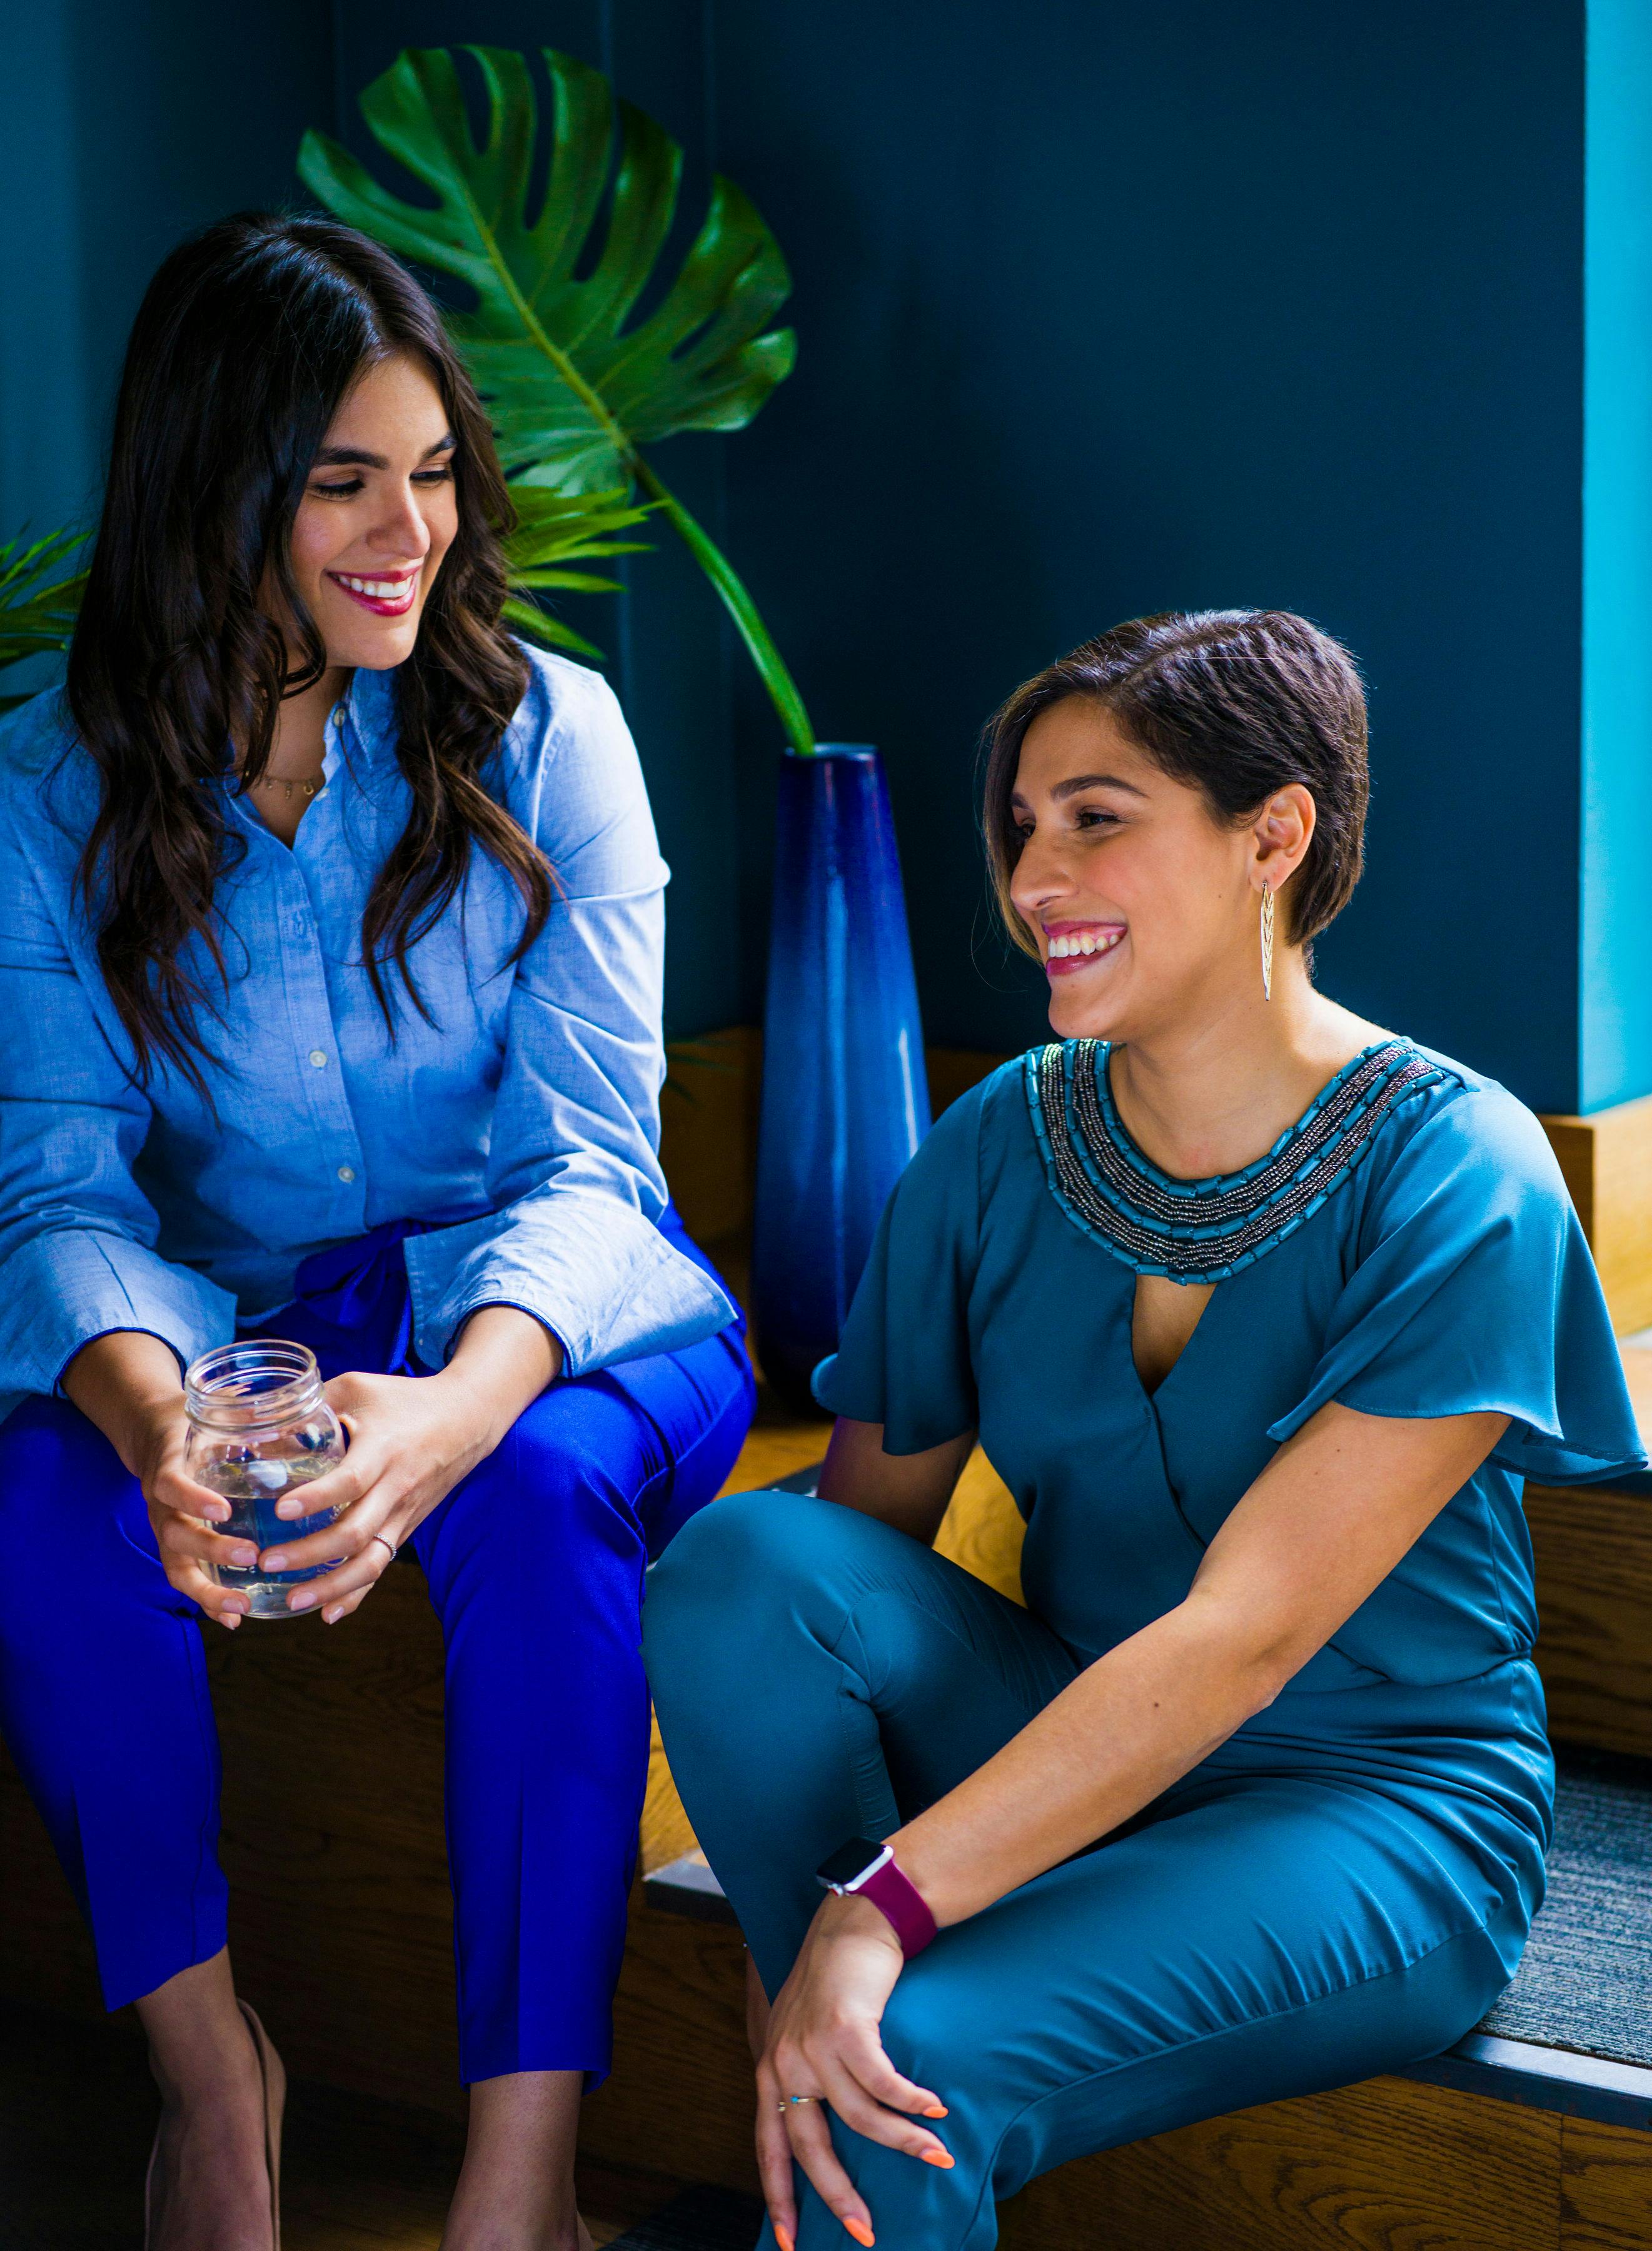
[640, 1858, 1652, 2134]
[1401, 2032, 1652, 2132]
[642, 1851, 738, 1926]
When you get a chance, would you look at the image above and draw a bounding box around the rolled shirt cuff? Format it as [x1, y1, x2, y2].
[0, 1228, 238, 1402]
[403, 1191, 737, 1376]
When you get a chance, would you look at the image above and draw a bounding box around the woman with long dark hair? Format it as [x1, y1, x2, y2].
[0, 213, 753, 2247]
[644, 613, 1644, 2251]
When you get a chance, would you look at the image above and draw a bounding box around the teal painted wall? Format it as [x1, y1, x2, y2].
[0, 0, 334, 542]
[1583, 0, 1652, 1112]
[708, 3, 1589, 1100]
[9, 3, 1649, 1114]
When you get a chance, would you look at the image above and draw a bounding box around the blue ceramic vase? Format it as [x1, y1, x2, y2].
[752, 744, 931, 1411]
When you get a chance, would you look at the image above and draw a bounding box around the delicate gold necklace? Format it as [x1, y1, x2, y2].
[254, 770, 324, 804]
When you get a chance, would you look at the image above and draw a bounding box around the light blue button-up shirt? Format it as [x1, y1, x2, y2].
[0, 647, 735, 1424]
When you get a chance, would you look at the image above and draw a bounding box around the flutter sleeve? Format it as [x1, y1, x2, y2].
[810, 1079, 985, 1452]
[1266, 1084, 1646, 1486]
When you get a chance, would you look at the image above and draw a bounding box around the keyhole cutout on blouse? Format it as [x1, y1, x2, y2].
[1132, 1273, 1216, 1396]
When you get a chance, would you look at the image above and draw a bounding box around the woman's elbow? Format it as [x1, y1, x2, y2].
[1177, 1591, 1304, 1722]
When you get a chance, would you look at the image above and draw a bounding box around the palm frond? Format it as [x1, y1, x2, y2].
[0, 527, 87, 710]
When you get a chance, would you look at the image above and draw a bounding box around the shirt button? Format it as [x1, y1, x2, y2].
[337, 1166, 356, 1184]
[310, 1050, 328, 1069]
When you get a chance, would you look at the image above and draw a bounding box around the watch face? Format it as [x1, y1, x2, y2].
[817, 1836, 885, 1890]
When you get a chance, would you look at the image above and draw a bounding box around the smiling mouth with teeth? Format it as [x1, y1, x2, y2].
[1044, 924, 1126, 977]
[326, 568, 422, 616]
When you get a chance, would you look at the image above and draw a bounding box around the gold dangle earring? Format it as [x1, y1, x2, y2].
[1260, 881, 1275, 1002]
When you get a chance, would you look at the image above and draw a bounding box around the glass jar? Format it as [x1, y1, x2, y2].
[183, 1340, 346, 1619]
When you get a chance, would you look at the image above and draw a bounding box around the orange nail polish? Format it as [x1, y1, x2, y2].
[775, 2228, 794, 2251]
[845, 2222, 876, 2247]
[923, 2103, 949, 2118]
[921, 2148, 955, 2168]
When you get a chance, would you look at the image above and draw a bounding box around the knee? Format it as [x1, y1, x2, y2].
[643, 1489, 886, 1706]
[645, 1488, 809, 1621]
[877, 1961, 980, 2109]
[443, 1416, 637, 1573]
[641, 1489, 789, 1673]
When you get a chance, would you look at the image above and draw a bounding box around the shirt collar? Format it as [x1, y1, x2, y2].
[328, 663, 398, 775]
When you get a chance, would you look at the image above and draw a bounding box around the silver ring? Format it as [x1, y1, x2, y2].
[369, 1534, 398, 1563]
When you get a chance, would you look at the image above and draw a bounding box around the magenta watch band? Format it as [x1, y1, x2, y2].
[828, 1845, 938, 1958]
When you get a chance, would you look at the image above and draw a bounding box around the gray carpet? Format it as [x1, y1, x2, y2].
[1476, 1747, 1652, 2066]
[606, 2186, 765, 2250]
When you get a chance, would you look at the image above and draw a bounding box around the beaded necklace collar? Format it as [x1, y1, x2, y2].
[1024, 1036, 1443, 1284]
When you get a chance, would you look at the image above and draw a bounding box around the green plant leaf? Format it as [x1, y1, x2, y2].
[500, 596, 605, 660]
[0, 526, 87, 707]
[500, 484, 654, 661]
[300, 48, 796, 490]
[300, 46, 817, 754]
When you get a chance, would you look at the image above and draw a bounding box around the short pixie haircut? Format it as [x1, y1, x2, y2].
[981, 609, 1369, 957]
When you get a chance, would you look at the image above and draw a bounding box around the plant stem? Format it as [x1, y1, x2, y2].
[633, 459, 815, 757]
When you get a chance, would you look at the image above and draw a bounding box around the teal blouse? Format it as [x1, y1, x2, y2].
[813, 1039, 1646, 1694]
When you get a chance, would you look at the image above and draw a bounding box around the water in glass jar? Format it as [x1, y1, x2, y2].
[186, 1338, 345, 1618]
[199, 1454, 340, 1617]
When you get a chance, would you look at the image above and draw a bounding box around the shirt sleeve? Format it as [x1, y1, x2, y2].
[1266, 1085, 1647, 1486]
[810, 1081, 985, 1451]
[403, 656, 736, 1375]
[0, 777, 237, 1412]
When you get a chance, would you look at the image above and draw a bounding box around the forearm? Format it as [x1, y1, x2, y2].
[61, 1329, 187, 1473]
[440, 1302, 563, 1451]
[889, 1590, 1276, 1927]
[817, 1416, 975, 1542]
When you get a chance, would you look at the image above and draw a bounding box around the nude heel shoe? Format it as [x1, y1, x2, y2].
[240, 2002, 286, 2248]
[143, 1999, 286, 2248]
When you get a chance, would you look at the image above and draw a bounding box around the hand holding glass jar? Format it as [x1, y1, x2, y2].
[183, 1341, 346, 1618]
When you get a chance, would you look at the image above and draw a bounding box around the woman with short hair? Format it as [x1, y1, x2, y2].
[645, 610, 1644, 2251]
[0, 213, 753, 2249]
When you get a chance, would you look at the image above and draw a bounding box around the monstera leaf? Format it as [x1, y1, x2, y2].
[501, 486, 654, 660]
[0, 526, 86, 712]
[300, 46, 814, 753]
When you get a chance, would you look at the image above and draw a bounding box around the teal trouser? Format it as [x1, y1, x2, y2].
[643, 1492, 1540, 2251]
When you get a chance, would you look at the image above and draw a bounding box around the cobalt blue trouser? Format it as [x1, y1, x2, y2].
[0, 1207, 753, 2084]
[645, 1493, 1544, 2250]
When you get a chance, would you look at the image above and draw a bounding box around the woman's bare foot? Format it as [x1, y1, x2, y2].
[136, 1951, 275, 2251]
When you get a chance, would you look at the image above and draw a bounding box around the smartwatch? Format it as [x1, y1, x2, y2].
[816, 1836, 937, 1958]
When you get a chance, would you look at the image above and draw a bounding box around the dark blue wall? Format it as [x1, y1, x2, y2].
[3, 4, 1612, 1109]
[710, 3, 1588, 1095]
[0, 0, 334, 541]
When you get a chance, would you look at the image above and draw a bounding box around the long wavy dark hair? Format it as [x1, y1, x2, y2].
[66, 211, 546, 1092]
